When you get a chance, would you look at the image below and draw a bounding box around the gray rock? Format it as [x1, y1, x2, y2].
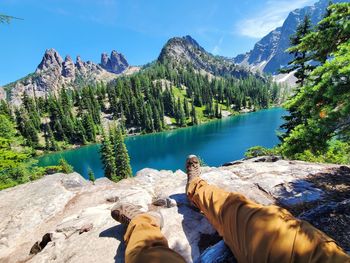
[5, 49, 133, 106]
[62, 56, 75, 78]
[158, 35, 254, 79]
[100, 50, 129, 74]
[36, 48, 63, 74]
[0, 159, 348, 262]
[0, 86, 6, 101]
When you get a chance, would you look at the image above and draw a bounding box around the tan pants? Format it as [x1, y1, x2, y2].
[124, 178, 350, 263]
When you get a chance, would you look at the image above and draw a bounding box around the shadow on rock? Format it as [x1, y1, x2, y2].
[99, 224, 126, 263]
[276, 166, 350, 251]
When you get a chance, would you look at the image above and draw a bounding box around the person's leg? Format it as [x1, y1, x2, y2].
[186, 155, 350, 263]
[111, 203, 186, 263]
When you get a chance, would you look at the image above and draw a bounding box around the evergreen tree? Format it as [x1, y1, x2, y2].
[88, 167, 96, 182]
[59, 158, 73, 173]
[191, 102, 199, 125]
[177, 98, 186, 127]
[279, 15, 313, 140]
[281, 15, 313, 86]
[44, 123, 59, 151]
[183, 99, 190, 118]
[74, 119, 87, 144]
[100, 129, 117, 181]
[111, 126, 132, 179]
[280, 3, 350, 162]
[82, 113, 96, 142]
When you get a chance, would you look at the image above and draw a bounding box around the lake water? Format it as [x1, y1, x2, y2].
[38, 108, 287, 179]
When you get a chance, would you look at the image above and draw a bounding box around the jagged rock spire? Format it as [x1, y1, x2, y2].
[100, 50, 129, 74]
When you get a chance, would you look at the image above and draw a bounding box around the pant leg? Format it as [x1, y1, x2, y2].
[187, 177, 350, 263]
[124, 213, 186, 263]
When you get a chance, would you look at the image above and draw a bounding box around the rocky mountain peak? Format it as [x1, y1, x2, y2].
[6, 49, 131, 106]
[183, 35, 202, 50]
[161, 35, 205, 55]
[158, 35, 252, 79]
[62, 55, 75, 78]
[100, 50, 129, 74]
[101, 52, 109, 68]
[234, 0, 350, 76]
[36, 48, 63, 74]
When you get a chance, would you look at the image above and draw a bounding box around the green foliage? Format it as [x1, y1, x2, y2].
[0, 114, 40, 190]
[88, 167, 96, 182]
[282, 15, 313, 86]
[58, 158, 74, 173]
[100, 129, 117, 181]
[289, 3, 350, 64]
[100, 126, 132, 182]
[245, 146, 276, 158]
[293, 140, 350, 164]
[0, 115, 16, 139]
[279, 3, 350, 164]
[0, 158, 45, 191]
[111, 126, 132, 179]
[0, 14, 18, 24]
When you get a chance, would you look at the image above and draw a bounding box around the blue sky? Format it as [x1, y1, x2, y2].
[0, 0, 317, 85]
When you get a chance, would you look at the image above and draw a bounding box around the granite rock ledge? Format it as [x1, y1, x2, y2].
[0, 157, 349, 262]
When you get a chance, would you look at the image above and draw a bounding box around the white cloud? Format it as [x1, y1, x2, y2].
[236, 0, 316, 38]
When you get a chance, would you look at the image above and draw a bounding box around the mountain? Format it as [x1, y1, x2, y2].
[233, 0, 350, 76]
[100, 50, 129, 74]
[158, 35, 256, 79]
[4, 35, 263, 106]
[5, 49, 136, 106]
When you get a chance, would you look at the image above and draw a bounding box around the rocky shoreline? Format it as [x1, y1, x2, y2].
[0, 157, 349, 262]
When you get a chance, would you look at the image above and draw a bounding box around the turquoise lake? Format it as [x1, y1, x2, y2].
[38, 108, 287, 179]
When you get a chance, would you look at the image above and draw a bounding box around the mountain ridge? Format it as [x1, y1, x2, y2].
[158, 35, 256, 79]
[3, 35, 260, 106]
[233, 0, 350, 75]
[4, 48, 137, 106]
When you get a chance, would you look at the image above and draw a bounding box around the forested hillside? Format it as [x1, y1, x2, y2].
[0, 36, 281, 189]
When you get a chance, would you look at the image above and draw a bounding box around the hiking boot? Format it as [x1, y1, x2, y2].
[111, 202, 163, 228]
[186, 155, 201, 183]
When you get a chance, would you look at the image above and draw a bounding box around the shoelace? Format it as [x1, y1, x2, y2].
[187, 163, 200, 177]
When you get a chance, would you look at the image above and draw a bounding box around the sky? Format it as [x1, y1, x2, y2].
[0, 0, 318, 85]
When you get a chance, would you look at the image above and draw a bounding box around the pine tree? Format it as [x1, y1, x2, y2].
[177, 98, 186, 127]
[281, 15, 313, 86]
[44, 123, 59, 151]
[59, 158, 74, 173]
[88, 167, 96, 182]
[215, 102, 220, 118]
[111, 126, 132, 179]
[0, 100, 12, 119]
[152, 107, 162, 131]
[280, 15, 314, 140]
[82, 113, 96, 142]
[100, 129, 117, 181]
[183, 99, 190, 118]
[280, 3, 350, 160]
[74, 119, 87, 144]
[191, 102, 199, 125]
